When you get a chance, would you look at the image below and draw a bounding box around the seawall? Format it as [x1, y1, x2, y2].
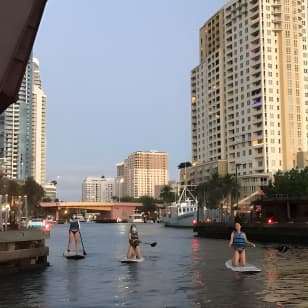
[193, 223, 308, 245]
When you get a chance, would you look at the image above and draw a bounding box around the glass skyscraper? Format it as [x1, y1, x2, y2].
[0, 55, 33, 180]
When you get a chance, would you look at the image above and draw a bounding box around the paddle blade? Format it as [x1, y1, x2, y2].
[150, 242, 157, 247]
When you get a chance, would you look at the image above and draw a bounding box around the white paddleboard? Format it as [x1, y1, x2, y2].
[63, 251, 85, 260]
[120, 257, 144, 263]
[225, 259, 261, 272]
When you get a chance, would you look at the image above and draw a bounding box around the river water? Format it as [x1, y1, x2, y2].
[0, 223, 307, 308]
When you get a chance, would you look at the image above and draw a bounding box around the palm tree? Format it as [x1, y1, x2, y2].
[177, 162, 192, 169]
[159, 185, 176, 204]
[197, 173, 239, 216]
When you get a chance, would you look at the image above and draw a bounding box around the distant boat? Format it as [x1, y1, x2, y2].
[71, 214, 86, 222]
[128, 212, 144, 223]
[162, 185, 198, 228]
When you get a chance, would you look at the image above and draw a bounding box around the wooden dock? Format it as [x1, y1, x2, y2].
[0, 230, 49, 274]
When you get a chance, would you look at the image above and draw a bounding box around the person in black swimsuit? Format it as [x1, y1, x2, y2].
[127, 224, 142, 259]
[67, 219, 80, 255]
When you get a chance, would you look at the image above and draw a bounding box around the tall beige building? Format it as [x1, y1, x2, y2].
[118, 151, 168, 199]
[32, 58, 47, 185]
[191, 0, 308, 195]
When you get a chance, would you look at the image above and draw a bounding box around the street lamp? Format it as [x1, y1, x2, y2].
[235, 163, 241, 211]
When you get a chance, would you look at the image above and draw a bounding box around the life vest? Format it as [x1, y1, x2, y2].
[69, 221, 79, 231]
[233, 231, 246, 249]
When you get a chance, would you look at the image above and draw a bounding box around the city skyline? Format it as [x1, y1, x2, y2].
[33, 0, 227, 201]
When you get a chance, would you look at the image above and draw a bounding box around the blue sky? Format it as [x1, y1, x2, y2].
[34, 0, 227, 201]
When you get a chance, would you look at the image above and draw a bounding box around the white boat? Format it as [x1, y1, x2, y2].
[71, 214, 86, 222]
[128, 212, 144, 223]
[163, 185, 198, 227]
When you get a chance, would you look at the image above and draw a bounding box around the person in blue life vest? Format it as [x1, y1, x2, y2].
[229, 222, 256, 266]
[127, 224, 142, 259]
[67, 218, 80, 255]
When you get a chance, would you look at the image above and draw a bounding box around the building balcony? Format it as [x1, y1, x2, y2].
[272, 1, 281, 7]
[250, 29, 260, 38]
[251, 88, 262, 96]
[272, 9, 281, 16]
[250, 18, 259, 29]
[251, 97, 262, 108]
[252, 80, 262, 88]
[252, 139, 263, 147]
[254, 151, 263, 158]
[250, 44, 260, 54]
[252, 115, 262, 124]
[251, 71, 261, 79]
[251, 54, 261, 63]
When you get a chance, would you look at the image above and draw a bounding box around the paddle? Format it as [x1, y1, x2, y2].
[79, 230, 87, 255]
[142, 241, 157, 247]
[276, 245, 288, 253]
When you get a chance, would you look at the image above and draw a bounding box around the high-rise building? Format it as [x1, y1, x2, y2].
[32, 58, 47, 185]
[44, 181, 57, 201]
[118, 151, 168, 199]
[190, 0, 308, 195]
[82, 177, 114, 202]
[0, 56, 33, 180]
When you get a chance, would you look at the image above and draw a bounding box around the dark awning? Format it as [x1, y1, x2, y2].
[0, 0, 47, 113]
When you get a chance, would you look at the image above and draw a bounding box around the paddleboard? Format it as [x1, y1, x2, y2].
[225, 259, 261, 272]
[120, 257, 144, 263]
[63, 251, 85, 260]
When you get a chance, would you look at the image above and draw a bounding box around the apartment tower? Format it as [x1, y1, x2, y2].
[32, 58, 47, 185]
[191, 0, 308, 195]
[0, 56, 33, 180]
[82, 177, 114, 202]
[119, 151, 168, 199]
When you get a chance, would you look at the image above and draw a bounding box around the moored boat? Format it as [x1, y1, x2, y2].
[128, 212, 144, 223]
[163, 185, 198, 228]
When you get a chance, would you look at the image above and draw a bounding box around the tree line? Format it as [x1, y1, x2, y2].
[264, 167, 308, 197]
[0, 174, 44, 216]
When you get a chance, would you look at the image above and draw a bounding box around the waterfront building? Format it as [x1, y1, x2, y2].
[189, 0, 308, 197]
[0, 56, 33, 180]
[117, 151, 168, 199]
[114, 162, 125, 201]
[44, 181, 57, 201]
[32, 58, 47, 186]
[82, 177, 114, 202]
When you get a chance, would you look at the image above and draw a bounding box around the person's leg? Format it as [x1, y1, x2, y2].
[135, 245, 142, 259]
[233, 250, 240, 266]
[67, 231, 73, 252]
[239, 250, 246, 266]
[73, 232, 79, 254]
[127, 245, 134, 258]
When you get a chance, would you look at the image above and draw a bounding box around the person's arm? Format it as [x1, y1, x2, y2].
[128, 232, 132, 244]
[244, 233, 256, 247]
[229, 232, 234, 247]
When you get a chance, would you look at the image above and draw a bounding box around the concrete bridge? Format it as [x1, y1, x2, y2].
[40, 201, 143, 221]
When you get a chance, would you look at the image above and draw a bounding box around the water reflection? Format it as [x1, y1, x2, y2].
[0, 225, 308, 307]
[66, 261, 81, 304]
[261, 247, 308, 307]
[0, 271, 47, 307]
